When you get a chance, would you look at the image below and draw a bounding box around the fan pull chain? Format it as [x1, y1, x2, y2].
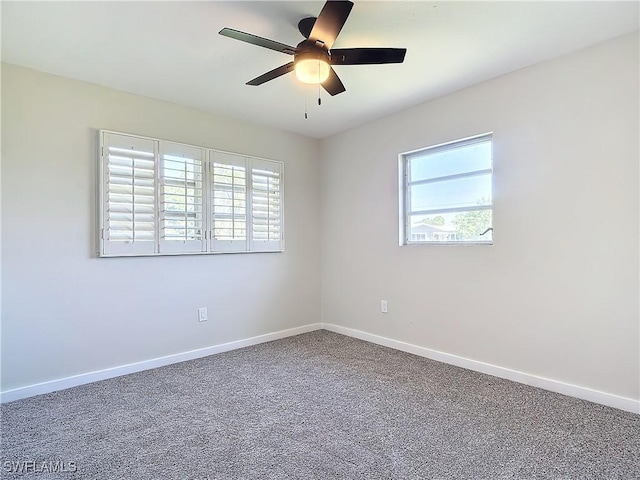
[304, 96, 308, 119]
[318, 61, 322, 106]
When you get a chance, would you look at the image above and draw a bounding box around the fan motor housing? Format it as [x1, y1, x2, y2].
[294, 47, 330, 65]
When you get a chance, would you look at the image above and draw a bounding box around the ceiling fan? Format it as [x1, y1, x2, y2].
[219, 0, 407, 96]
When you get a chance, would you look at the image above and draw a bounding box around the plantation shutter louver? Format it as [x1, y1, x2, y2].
[101, 132, 158, 256]
[210, 152, 248, 252]
[251, 158, 283, 252]
[159, 142, 206, 253]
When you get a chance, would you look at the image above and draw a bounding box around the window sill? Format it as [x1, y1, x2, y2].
[402, 241, 493, 247]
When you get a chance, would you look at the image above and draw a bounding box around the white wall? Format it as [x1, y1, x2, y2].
[320, 32, 639, 401]
[1, 64, 321, 391]
[3, 32, 639, 407]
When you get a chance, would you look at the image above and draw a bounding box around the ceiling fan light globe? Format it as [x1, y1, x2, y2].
[295, 58, 330, 84]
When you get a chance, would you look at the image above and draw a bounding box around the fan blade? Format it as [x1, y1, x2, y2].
[219, 28, 297, 55]
[309, 1, 354, 50]
[321, 67, 346, 96]
[246, 62, 295, 86]
[330, 48, 407, 65]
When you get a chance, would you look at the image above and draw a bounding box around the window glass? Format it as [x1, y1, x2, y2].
[401, 134, 493, 245]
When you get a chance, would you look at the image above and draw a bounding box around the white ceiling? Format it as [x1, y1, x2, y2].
[2, 1, 638, 139]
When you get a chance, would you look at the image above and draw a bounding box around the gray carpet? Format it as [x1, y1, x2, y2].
[1, 330, 638, 479]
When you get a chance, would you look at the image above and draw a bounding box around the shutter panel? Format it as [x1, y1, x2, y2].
[159, 142, 206, 253]
[210, 152, 248, 252]
[250, 158, 284, 252]
[99, 131, 285, 257]
[101, 132, 158, 256]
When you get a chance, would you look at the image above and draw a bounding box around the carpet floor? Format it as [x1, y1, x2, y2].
[1, 330, 639, 479]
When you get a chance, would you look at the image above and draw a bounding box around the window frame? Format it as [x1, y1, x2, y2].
[98, 130, 284, 257]
[398, 133, 493, 247]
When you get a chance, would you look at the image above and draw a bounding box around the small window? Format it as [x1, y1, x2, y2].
[399, 133, 493, 245]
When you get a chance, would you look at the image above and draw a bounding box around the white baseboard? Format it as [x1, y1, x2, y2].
[4, 322, 638, 414]
[321, 323, 640, 414]
[0, 323, 322, 403]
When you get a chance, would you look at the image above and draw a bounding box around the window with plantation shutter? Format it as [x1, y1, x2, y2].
[159, 142, 206, 253]
[251, 159, 283, 252]
[101, 132, 158, 256]
[98, 130, 284, 257]
[210, 152, 248, 252]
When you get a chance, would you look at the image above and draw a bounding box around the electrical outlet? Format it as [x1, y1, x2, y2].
[381, 300, 388, 314]
[198, 307, 208, 322]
